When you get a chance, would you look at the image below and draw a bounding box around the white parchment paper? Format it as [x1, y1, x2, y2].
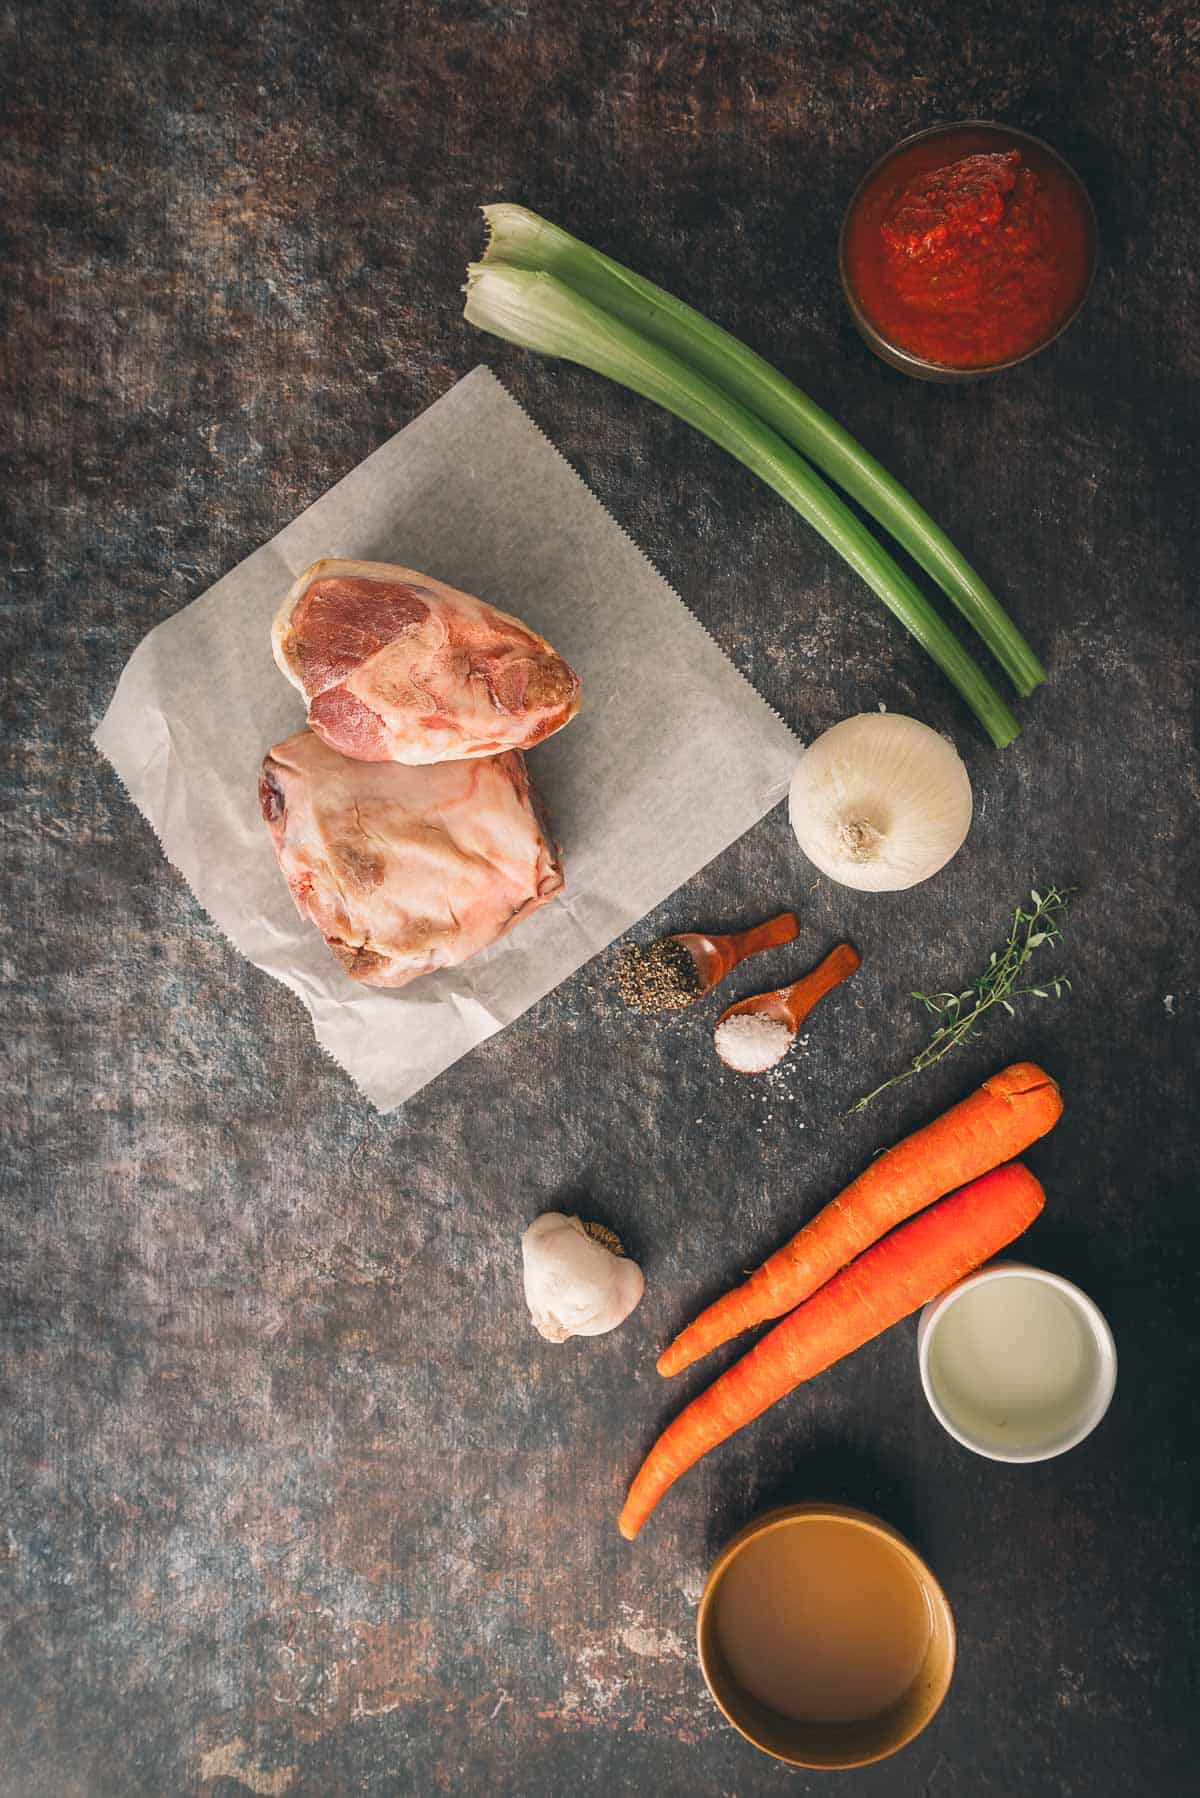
[95, 367, 798, 1109]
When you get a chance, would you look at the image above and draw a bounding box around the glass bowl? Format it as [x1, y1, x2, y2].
[839, 121, 1098, 383]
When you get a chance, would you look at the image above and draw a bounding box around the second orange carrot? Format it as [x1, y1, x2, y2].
[621, 1161, 1046, 1539]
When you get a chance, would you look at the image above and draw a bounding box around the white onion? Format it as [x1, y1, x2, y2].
[788, 714, 972, 891]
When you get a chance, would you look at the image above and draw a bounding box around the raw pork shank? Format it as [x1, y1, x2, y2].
[259, 729, 563, 987]
[272, 559, 581, 765]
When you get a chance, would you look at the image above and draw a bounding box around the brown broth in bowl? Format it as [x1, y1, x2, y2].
[713, 1515, 933, 1724]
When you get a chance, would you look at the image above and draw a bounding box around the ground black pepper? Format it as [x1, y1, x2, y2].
[615, 938, 703, 1012]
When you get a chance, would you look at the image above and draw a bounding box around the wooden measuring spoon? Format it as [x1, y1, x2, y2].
[671, 912, 799, 1001]
[714, 942, 861, 1071]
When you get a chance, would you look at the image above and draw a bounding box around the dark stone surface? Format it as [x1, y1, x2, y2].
[3, 2, 1197, 1793]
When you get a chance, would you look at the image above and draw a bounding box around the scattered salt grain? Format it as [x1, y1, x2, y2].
[714, 1012, 792, 1073]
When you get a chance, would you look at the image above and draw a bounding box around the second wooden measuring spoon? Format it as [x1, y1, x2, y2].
[714, 942, 861, 1072]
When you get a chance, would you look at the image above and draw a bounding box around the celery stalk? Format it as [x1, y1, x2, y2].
[479, 204, 1045, 699]
[465, 262, 1021, 748]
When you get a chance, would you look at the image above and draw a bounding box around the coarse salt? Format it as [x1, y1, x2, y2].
[714, 1012, 792, 1073]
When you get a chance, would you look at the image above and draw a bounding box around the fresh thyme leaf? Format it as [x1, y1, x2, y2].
[848, 884, 1075, 1113]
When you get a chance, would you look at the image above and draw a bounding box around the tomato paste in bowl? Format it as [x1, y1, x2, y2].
[840, 123, 1097, 380]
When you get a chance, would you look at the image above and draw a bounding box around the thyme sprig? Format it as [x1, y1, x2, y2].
[850, 885, 1074, 1113]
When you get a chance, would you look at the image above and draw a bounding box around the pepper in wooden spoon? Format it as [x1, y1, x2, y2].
[714, 942, 861, 1073]
[616, 913, 799, 1012]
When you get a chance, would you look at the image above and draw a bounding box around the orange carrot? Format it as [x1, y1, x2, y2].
[658, 1061, 1061, 1378]
[621, 1162, 1045, 1539]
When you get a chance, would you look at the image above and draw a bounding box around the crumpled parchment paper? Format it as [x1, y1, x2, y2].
[95, 367, 798, 1109]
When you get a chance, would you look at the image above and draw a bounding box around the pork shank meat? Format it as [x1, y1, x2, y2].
[271, 559, 581, 765]
[259, 729, 563, 988]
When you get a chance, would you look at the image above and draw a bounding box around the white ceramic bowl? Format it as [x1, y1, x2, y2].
[917, 1261, 1117, 1463]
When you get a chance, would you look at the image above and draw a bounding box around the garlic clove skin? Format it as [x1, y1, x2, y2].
[521, 1212, 645, 1342]
[789, 713, 972, 892]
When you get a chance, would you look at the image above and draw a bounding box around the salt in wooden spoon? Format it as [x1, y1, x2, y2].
[714, 942, 861, 1072]
[671, 911, 800, 1001]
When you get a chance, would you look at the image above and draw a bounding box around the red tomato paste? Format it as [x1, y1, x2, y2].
[843, 127, 1094, 369]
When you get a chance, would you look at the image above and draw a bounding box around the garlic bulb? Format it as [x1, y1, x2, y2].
[788, 713, 972, 891]
[521, 1213, 644, 1342]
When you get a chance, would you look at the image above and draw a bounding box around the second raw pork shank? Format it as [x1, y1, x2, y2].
[259, 728, 563, 987]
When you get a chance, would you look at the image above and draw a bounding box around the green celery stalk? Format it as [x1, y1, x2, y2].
[464, 262, 1021, 748]
[479, 203, 1045, 699]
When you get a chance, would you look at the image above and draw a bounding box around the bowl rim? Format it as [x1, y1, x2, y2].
[838, 118, 1099, 379]
[696, 1500, 957, 1769]
[916, 1258, 1118, 1462]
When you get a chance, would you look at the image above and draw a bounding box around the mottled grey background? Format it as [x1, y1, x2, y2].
[2, 2, 1197, 1795]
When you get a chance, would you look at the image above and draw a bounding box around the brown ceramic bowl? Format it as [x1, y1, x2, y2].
[839, 121, 1098, 382]
[697, 1503, 956, 1770]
